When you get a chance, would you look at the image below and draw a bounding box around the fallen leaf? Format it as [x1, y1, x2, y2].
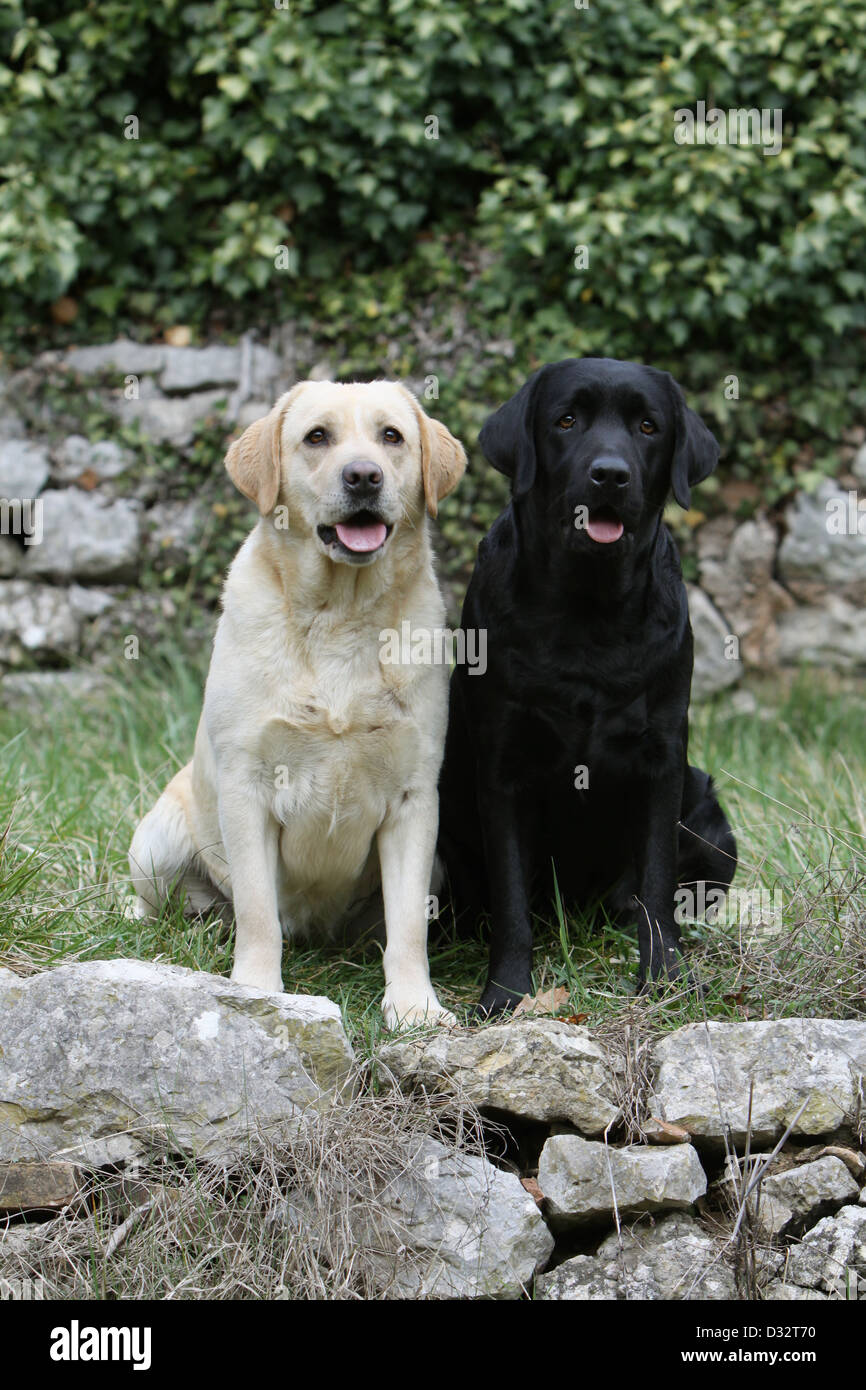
[799, 1145, 866, 1178]
[51, 296, 78, 325]
[645, 1116, 691, 1144]
[74, 468, 99, 491]
[513, 986, 570, 1018]
[520, 1177, 545, 1205]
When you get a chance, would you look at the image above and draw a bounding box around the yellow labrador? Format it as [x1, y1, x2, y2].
[129, 380, 466, 1027]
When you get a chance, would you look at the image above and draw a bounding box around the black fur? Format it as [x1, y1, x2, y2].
[438, 357, 737, 1015]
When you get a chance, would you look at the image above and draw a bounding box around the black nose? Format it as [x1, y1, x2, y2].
[589, 456, 630, 488]
[341, 460, 383, 493]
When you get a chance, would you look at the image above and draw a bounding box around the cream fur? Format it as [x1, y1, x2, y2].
[129, 381, 466, 1027]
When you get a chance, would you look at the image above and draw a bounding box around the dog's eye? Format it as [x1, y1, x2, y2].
[382, 427, 403, 445]
[304, 427, 328, 445]
[557, 415, 576, 430]
[639, 419, 657, 435]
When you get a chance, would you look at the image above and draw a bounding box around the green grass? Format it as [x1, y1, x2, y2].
[1, 645, 864, 1051]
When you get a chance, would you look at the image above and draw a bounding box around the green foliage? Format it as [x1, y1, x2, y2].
[1, 0, 865, 513]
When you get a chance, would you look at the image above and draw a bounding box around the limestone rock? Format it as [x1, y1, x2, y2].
[778, 481, 866, 604]
[146, 499, 205, 564]
[536, 1135, 706, 1229]
[651, 1019, 866, 1146]
[727, 1155, 861, 1236]
[368, 1135, 554, 1299]
[0, 439, 50, 499]
[776, 1205, 866, 1298]
[778, 597, 866, 672]
[0, 1161, 80, 1212]
[64, 339, 166, 377]
[536, 1212, 736, 1300]
[697, 515, 792, 668]
[53, 435, 134, 483]
[160, 345, 241, 393]
[109, 388, 227, 447]
[0, 536, 22, 577]
[379, 1019, 621, 1136]
[0, 959, 355, 1165]
[687, 584, 742, 699]
[21, 489, 141, 583]
[0, 580, 81, 668]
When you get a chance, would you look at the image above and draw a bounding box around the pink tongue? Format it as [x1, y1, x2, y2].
[335, 520, 387, 552]
[586, 516, 624, 544]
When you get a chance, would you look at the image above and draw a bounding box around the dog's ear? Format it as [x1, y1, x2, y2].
[667, 375, 720, 510]
[401, 390, 467, 518]
[225, 384, 307, 515]
[479, 369, 544, 499]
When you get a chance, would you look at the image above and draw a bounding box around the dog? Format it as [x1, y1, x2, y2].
[438, 357, 737, 1015]
[129, 380, 465, 1028]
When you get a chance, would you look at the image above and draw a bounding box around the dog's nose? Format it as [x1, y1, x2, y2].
[589, 456, 630, 488]
[341, 460, 383, 493]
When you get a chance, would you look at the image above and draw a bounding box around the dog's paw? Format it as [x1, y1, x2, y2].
[382, 991, 457, 1031]
[230, 964, 284, 994]
[475, 979, 528, 1020]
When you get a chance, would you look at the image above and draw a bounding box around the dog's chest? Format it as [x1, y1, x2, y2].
[256, 667, 423, 823]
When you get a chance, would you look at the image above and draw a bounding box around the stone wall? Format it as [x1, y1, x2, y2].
[1, 962, 864, 1300]
[1, 335, 865, 702]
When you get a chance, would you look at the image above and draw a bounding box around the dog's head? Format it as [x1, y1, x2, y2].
[225, 380, 465, 566]
[479, 357, 719, 558]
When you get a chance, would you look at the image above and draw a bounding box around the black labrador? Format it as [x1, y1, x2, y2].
[438, 357, 737, 1015]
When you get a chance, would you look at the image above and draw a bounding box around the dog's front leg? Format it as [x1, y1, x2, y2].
[219, 785, 284, 994]
[378, 791, 455, 1029]
[477, 786, 534, 1016]
[633, 770, 686, 986]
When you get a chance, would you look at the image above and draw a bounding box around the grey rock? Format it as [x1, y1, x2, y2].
[0, 409, 26, 440]
[687, 585, 742, 699]
[651, 1019, 866, 1147]
[53, 435, 134, 483]
[778, 597, 866, 672]
[379, 1019, 621, 1136]
[0, 959, 355, 1165]
[0, 440, 51, 499]
[536, 1135, 706, 1229]
[0, 670, 112, 708]
[745, 1157, 860, 1236]
[21, 489, 141, 583]
[64, 339, 166, 377]
[146, 499, 205, 564]
[763, 1282, 830, 1300]
[777, 1205, 866, 1298]
[697, 515, 792, 669]
[0, 1159, 80, 1212]
[160, 345, 241, 393]
[0, 536, 22, 577]
[236, 399, 272, 430]
[536, 1212, 736, 1300]
[0, 581, 81, 669]
[67, 584, 115, 619]
[110, 389, 227, 447]
[249, 344, 283, 396]
[367, 1135, 553, 1299]
[778, 481, 866, 603]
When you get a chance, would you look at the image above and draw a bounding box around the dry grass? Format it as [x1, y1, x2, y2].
[0, 1066, 494, 1301]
